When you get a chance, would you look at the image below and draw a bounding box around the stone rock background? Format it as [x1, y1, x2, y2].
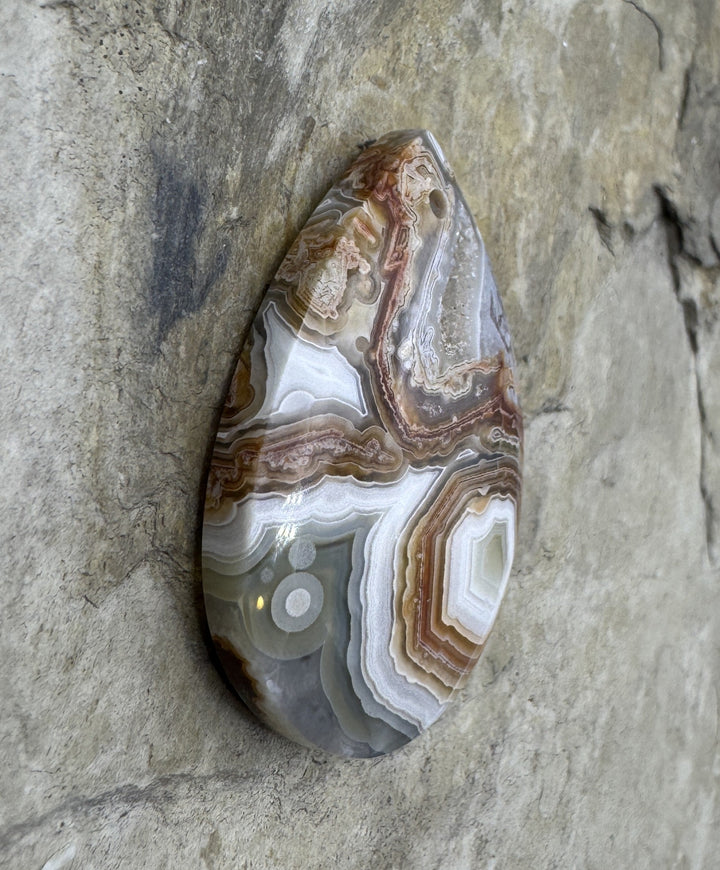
[1, 0, 718, 866]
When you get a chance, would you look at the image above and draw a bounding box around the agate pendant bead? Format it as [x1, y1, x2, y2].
[202, 131, 523, 757]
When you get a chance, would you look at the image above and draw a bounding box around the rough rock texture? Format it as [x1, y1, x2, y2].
[0, 0, 718, 867]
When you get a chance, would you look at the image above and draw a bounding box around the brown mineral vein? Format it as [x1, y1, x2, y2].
[353, 137, 522, 461]
[279, 231, 370, 321]
[205, 417, 404, 512]
[393, 456, 522, 695]
[212, 635, 264, 706]
[219, 338, 263, 427]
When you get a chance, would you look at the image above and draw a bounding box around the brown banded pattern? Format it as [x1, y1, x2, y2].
[202, 130, 522, 757]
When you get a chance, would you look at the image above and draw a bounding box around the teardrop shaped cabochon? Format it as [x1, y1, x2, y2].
[202, 130, 522, 757]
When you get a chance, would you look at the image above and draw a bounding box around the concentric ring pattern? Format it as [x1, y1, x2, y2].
[202, 130, 523, 757]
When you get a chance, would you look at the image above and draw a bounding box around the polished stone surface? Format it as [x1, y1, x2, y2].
[202, 131, 522, 756]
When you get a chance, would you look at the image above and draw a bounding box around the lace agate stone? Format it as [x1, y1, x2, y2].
[202, 130, 523, 757]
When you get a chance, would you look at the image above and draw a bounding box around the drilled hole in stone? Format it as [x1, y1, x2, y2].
[429, 189, 447, 219]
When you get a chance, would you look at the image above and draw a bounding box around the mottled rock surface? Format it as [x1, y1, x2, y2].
[0, 0, 718, 867]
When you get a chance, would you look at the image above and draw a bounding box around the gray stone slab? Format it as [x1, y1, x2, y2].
[1, 0, 718, 867]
